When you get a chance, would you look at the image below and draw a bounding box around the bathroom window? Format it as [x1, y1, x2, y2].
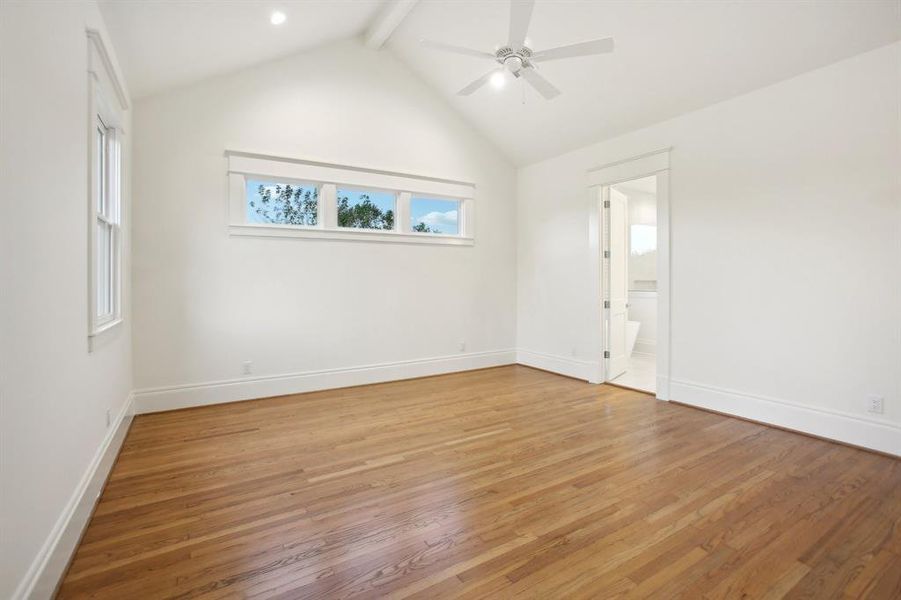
[630, 224, 656, 256]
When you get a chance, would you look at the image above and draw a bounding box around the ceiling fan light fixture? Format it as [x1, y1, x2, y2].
[490, 71, 506, 89]
[505, 56, 524, 73]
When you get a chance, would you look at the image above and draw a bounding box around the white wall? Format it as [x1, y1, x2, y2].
[517, 43, 901, 453]
[0, 2, 133, 598]
[131, 39, 517, 410]
[1, 7, 896, 597]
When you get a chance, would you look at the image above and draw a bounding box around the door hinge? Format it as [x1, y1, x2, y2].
[603, 200, 610, 208]
[603, 350, 610, 359]
[603, 250, 610, 259]
[603, 300, 610, 309]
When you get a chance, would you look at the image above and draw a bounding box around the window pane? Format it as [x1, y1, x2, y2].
[246, 179, 318, 226]
[106, 132, 119, 223]
[108, 227, 117, 312]
[410, 197, 459, 235]
[96, 221, 111, 316]
[336, 188, 395, 230]
[96, 125, 106, 214]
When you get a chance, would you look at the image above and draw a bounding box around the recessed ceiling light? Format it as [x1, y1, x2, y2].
[270, 11, 286, 25]
[490, 71, 506, 89]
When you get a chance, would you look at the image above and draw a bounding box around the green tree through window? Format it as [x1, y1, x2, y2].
[412, 222, 440, 233]
[337, 194, 394, 230]
[250, 183, 318, 226]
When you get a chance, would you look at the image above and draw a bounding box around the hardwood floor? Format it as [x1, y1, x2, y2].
[58, 365, 901, 599]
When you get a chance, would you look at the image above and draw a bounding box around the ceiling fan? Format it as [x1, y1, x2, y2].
[420, 0, 614, 100]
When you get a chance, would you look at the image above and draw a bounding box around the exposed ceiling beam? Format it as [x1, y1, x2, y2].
[364, 0, 419, 49]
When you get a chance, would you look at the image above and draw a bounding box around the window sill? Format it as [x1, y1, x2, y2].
[88, 317, 123, 352]
[228, 224, 474, 246]
[90, 317, 123, 338]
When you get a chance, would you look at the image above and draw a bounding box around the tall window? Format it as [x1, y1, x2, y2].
[91, 111, 121, 332]
[87, 30, 128, 340]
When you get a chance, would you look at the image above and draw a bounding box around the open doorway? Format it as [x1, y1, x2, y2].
[606, 176, 657, 393]
[587, 148, 670, 399]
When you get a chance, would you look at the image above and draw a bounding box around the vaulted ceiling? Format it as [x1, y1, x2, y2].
[98, 0, 385, 99]
[100, 0, 901, 165]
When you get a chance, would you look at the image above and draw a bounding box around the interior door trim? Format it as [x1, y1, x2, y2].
[586, 149, 671, 400]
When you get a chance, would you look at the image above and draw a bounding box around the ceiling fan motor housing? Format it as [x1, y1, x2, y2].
[496, 45, 532, 74]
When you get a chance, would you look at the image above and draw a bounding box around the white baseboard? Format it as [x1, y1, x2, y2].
[516, 349, 595, 382]
[14, 394, 134, 600]
[670, 379, 901, 457]
[135, 350, 517, 414]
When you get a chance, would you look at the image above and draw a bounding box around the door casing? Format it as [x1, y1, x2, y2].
[587, 149, 671, 399]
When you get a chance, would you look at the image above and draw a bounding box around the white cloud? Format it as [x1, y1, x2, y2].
[418, 210, 458, 232]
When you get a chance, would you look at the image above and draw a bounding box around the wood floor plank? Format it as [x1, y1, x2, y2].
[56, 365, 901, 599]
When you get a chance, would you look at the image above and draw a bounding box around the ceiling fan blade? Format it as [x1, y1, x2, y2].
[508, 0, 535, 48]
[530, 37, 615, 62]
[420, 39, 495, 59]
[458, 68, 502, 96]
[520, 67, 560, 100]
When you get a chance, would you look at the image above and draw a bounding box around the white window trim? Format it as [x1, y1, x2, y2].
[87, 30, 128, 341]
[226, 150, 475, 245]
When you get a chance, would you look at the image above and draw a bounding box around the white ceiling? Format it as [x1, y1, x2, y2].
[389, 0, 901, 164]
[98, 0, 386, 99]
[100, 0, 901, 165]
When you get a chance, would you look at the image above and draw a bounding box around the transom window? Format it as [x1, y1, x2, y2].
[247, 179, 319, 226]
[336, 188, 395, 230]
[226, 151, 475, 246]
[410, 197, 459, 235]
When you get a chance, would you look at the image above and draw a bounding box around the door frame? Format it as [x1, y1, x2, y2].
[586, 148, 671, 399]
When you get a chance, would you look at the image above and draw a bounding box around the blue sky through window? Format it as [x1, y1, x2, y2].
[410, 197, 459, 235]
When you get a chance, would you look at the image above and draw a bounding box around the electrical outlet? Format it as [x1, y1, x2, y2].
[243, 361, 253, 375]
[866, 395, 884, 414]
[105, 409, 111, 427]
[459, 341, 466, 352]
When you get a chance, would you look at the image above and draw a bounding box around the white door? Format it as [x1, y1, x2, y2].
[606, 187, 629, 379]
